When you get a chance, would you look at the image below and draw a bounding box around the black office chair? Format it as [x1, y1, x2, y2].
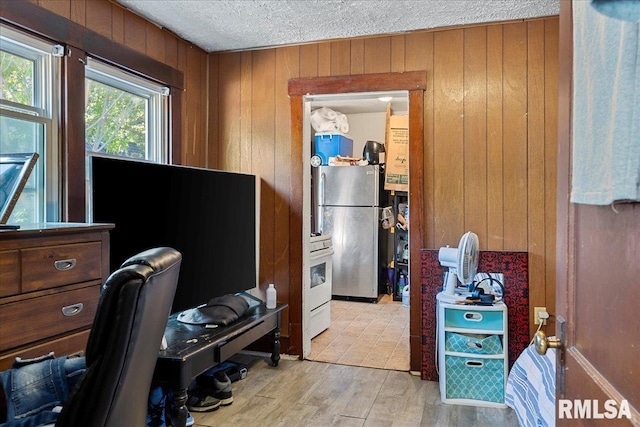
[54, 247, 182, 427]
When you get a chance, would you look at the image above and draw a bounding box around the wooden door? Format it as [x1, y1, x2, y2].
[555, 2, 640, 425]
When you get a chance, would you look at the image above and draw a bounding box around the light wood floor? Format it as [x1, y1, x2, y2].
[307, 295, 410, 371]
[190, 352, 519, 427]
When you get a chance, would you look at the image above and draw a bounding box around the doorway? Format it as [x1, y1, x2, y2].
[288, 71, 427, 371]
[301, 91, 409, 365]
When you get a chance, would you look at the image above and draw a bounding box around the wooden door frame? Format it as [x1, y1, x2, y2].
[288, 71, 427, 371]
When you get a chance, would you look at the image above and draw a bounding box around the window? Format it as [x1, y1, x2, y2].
[84, 59, 170, 220]
[85, 58, 169, 162]
[0, 25, 59, 223]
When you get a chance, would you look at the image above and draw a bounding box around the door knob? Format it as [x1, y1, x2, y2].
[533, 330, 561, 355]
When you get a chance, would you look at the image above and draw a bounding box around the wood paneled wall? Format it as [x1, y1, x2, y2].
[30, 0, 210, 168]
[19, 0, 559, 343]
[210, 17, 559, 339]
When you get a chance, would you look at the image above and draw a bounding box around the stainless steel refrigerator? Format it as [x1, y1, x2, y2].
[314, 165, 381, 300]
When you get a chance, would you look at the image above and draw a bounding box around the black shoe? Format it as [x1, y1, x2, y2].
[211, 372, 233, 406]
[187, 386, 222, 412]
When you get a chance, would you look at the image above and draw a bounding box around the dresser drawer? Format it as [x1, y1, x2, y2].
[444, 308, 504, 331]
[0, 329, 90, 371]
[0, 285, 100, 352]
[21, 242, 102, 292]
[0, 249, 20, 297]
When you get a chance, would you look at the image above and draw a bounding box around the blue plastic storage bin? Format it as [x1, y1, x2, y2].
[445, 355, 505, 403]
[445, 332, 503, 354]
[314, 132, 353, 165]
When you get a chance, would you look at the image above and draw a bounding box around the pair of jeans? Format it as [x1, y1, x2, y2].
[0, 353, 85, 427]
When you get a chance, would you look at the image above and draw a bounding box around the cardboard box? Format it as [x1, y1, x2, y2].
[384, 114, 409, 191]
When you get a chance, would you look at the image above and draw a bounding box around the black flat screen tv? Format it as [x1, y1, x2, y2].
[90, 155, 257, 314]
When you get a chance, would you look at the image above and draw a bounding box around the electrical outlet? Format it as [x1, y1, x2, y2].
[534, 306, 547, 325]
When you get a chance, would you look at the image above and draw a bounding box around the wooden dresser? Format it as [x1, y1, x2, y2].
[0, 223, 113, 370]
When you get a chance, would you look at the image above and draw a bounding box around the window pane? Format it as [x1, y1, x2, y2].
[0, 115, 44, 224]
[85, 78, 147, 159]
[0, 50, 35, 107]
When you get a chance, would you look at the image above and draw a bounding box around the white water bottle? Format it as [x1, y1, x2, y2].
[266, 283, 277, 309]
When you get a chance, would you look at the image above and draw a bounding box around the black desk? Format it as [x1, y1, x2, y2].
[154, 303, 287, 427]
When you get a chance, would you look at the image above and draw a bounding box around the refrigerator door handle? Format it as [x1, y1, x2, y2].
[319, 172, 326, 233]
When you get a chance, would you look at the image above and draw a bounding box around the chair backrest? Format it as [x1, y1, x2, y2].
[56, 247, 182, 427]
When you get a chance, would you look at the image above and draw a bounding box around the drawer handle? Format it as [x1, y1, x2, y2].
[466, 340, 483, 350]
[54, 258, 77, 271]
[465, 360, 484, 368]
[463, 312, 483, 322]
[62, 303, 84, 316]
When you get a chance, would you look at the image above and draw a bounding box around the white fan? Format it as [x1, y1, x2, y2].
[438, 231, 479, 299]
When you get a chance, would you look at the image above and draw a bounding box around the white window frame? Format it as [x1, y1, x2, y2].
[84, 58, 169, 163]
[0, 24, 60, 222]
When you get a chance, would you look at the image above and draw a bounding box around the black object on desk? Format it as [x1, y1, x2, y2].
[154, 303, 287, 427]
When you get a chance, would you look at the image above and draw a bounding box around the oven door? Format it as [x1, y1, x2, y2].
[309, 247, 333, 310]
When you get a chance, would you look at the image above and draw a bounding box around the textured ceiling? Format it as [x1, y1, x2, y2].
[116, 0, 560, 52]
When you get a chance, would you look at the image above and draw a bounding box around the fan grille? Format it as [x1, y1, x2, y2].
[457, 232, 479, 285]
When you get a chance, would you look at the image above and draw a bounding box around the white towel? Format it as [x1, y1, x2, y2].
[334, 113, 349, 134]
[310, 107, 349, 133]
[570, 2, 640, 205]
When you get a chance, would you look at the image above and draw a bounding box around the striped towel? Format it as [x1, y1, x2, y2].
[505, 344, 556, 427]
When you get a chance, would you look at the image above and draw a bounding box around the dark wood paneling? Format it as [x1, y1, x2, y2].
[110, 4, 124, 45]
[318, 42, 331, 77]
[146, 22, 166, 64]
[123, 11, 146, 55]
[85, 0, 111, 39]
[207, 54, 219, 168]
[10, 1, 560, 366]
[288, 94, 304, 353]
[405, 32, 434, 249]
[390, 35, 405, 73]
[70, 0, 85, 25]
[213, 19, 559, 364]
[217, 53, 242, 171]
[299, 44, 318, 78]
[0, 0, 183, 89]
[364, 37, 391, 74]
[463, 27, 488, 242]
[240, 51, 253, 173]
[274, 46, 299, 337]
[486, 25, 505, 251]
[544, 18, 559, 327]
[527, 20, 548, 334]
[330, 40, 351, 75]
[63, 50, 86, 221]
[408, 88, 425, 372]
[164, 34, 178, 69]
[433, 29, 464, 246]
[252, 50, 277, 293]
[288, 71, 427, 96]
[350, 39, 365, 75]
[502, 22, 529, 251]
[170, 81, 182, 165]
[38, 0, 70, 19]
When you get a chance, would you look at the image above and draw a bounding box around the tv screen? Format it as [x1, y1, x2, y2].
[90, 155, 257, 314]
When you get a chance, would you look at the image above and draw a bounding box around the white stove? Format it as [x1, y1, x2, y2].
[310, 233, 333, 252]
[308, 233, 333, 339]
